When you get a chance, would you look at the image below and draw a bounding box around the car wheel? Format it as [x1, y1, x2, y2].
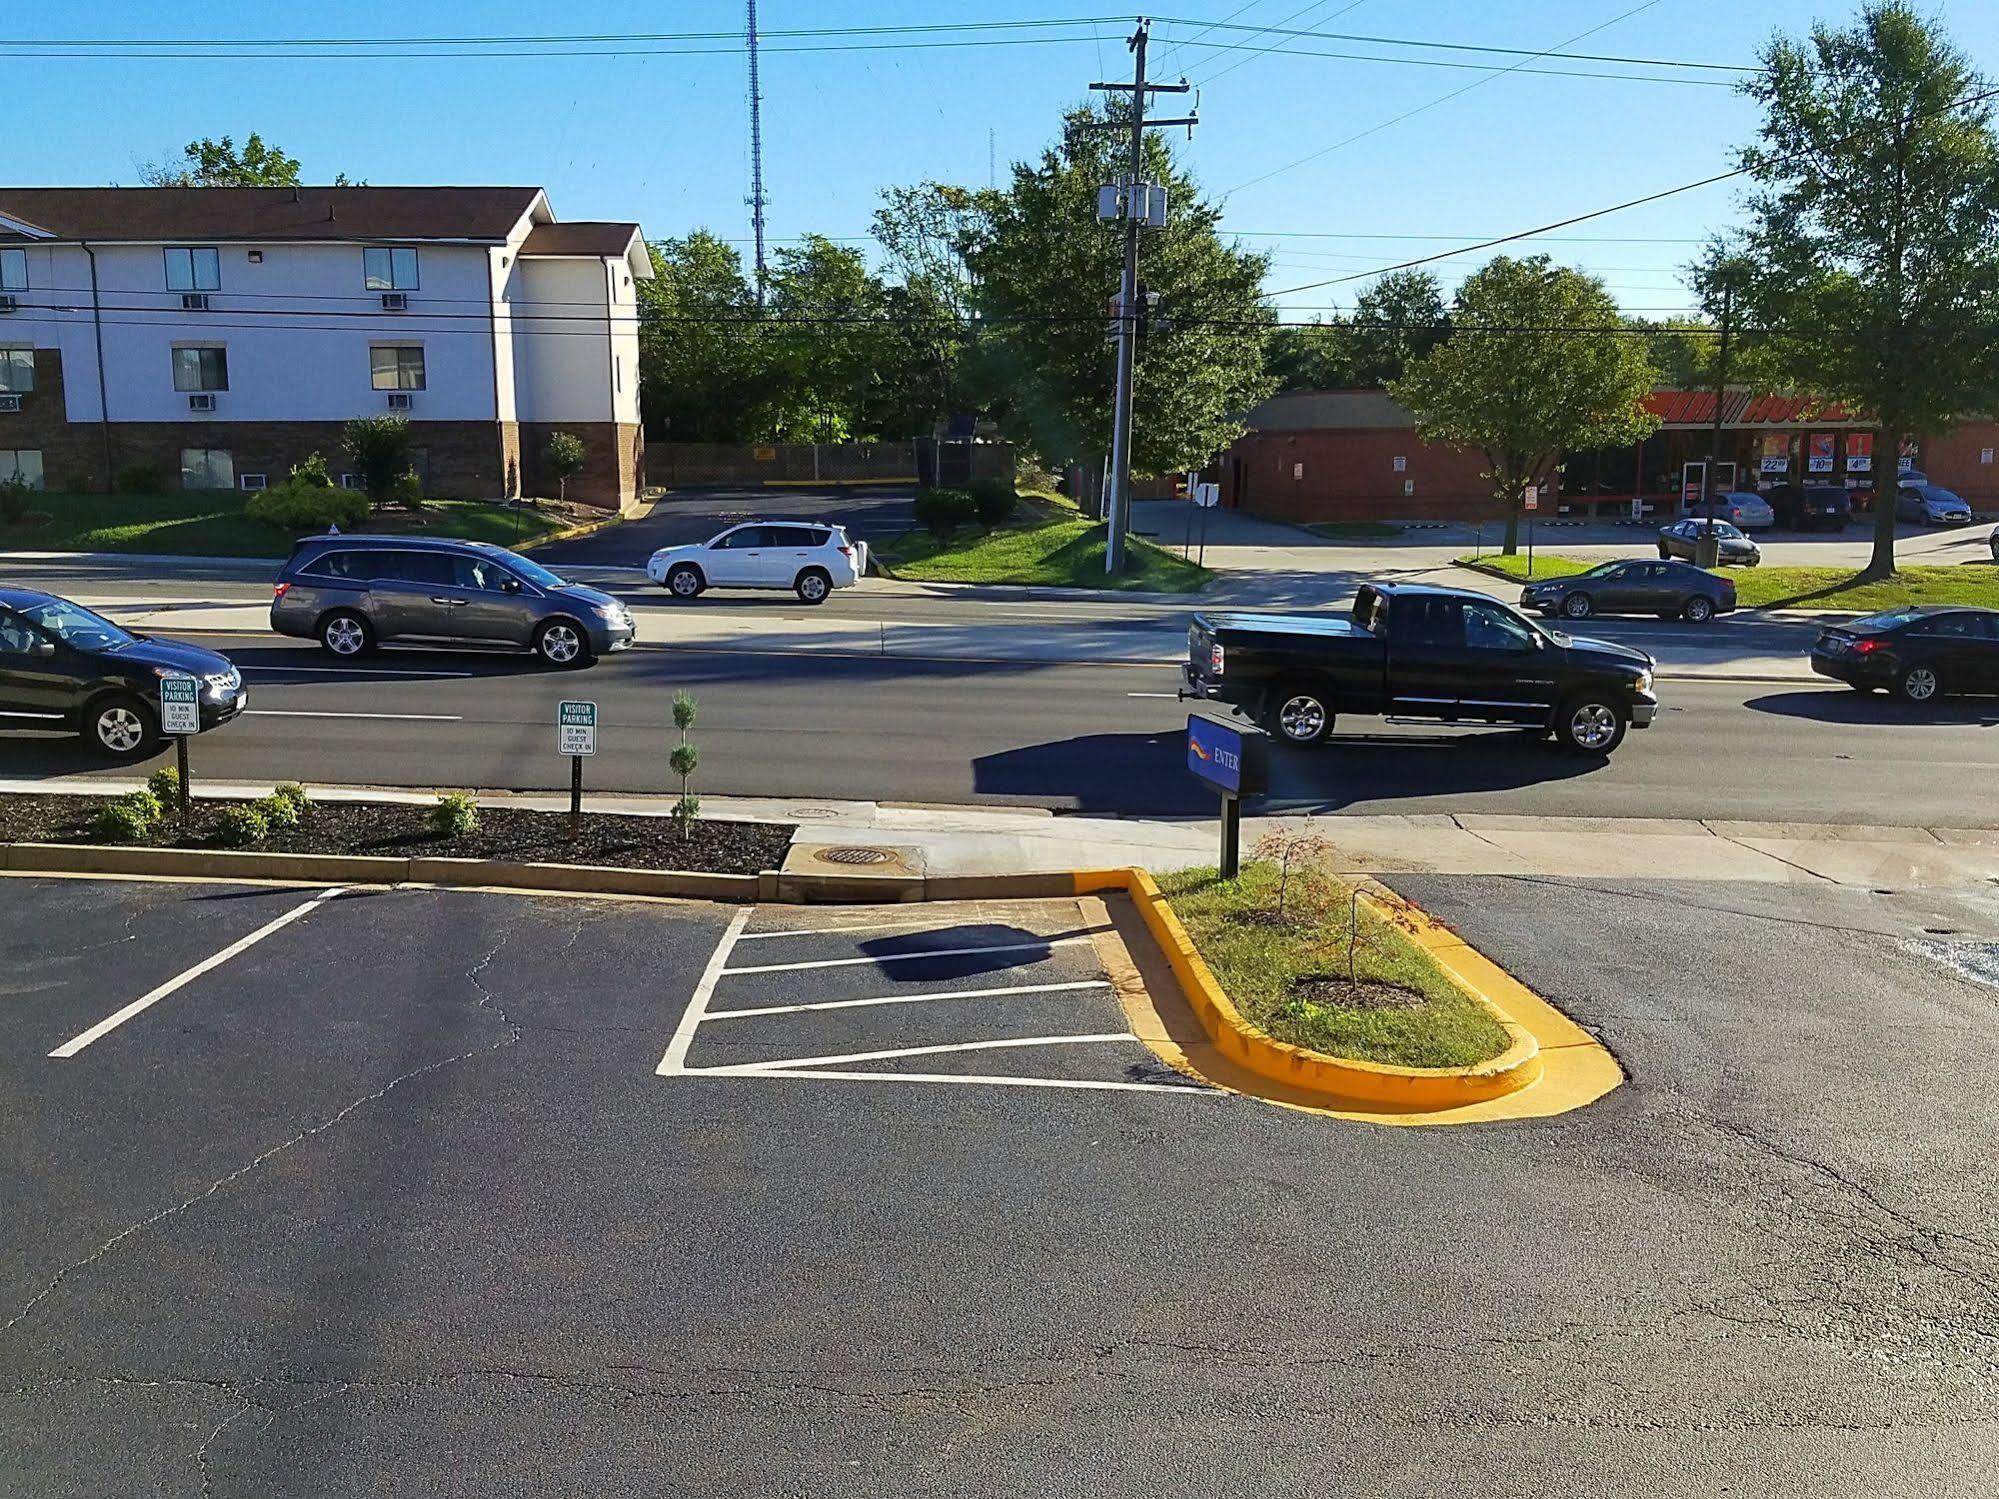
[666, 564, 704, 599]
[1897, 664, 1942, 703]
[1262, 684, 1334, 748]
[794, 568, 832, 605]
[319, 610, 373, 658]
[1657, 545, 1671, 559]
[1682, 595, 1714, 624]
[534, 619, 590, 669]
[86, 694, 158, 760]
[1553, 694, 1627, 755]
[1561, 592, 1594, 620]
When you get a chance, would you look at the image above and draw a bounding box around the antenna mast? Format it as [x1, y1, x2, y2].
[746, 0, 769, 302]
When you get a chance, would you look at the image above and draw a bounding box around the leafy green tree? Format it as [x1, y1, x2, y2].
[140, 132, 304, 187]
[342, 414, 412, 505]
[959, 104, 1274, 482]
[1265, 321, 1356, 392]
[1726, 2, 1999, 575]
[871, 183, 983, 430]
[1390, 256, 1660, 554]
[544, 431, 586, 502]
[635, 233, 771, 442]
[1346, 269, 1450, 385]
[763, 235, 902, 442]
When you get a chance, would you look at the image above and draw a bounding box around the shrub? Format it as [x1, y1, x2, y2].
[389, 468, 426, 512]
[92, 794, 159, 843]
[289, 451, 334, 487]
[117, 464, 164, 494]
[213, 803, 269, 847]
[245, 478, 370, 531]
[343, 413, 413, 503]
[0, 473, 30, 525]
[427, 791, 479, 837]
[257, 791, 301, 832]
[146, 766, 182, 805]
[272, 781, 311, 815]
[14, 509, 50, 529]
[545, 431, 587, 502]
[967, 477, 1018, 529]
[913, 486, 977, 538]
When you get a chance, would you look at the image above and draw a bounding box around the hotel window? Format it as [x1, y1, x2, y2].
[0, 450, 43, 489]
[0, 349, 33, 393]
[0, 249, 25, 291]
[172, 346, 229, 392]
[163, 247, 221, 292]
[364, 247, 420, 290]
[370, 345, 426, 390]
[180, 449, 235, 490]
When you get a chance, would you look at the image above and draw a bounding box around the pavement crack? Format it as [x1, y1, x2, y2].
[1, 926, 523, 1344]
[1708, 829, 1839, 884]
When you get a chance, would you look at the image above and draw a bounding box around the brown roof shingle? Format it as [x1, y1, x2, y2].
[519, 221, 643, 259]
[0, 186, 542, 243]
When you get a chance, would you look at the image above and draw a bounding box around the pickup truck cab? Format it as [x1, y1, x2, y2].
[1181, 582, 1658, 755]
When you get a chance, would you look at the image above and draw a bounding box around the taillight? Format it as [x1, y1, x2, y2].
[272, 581, 290, 599]
[1209, 642, 1225, 674]
[838, 545, 853, 559]
[1853, 638, 1885, 655]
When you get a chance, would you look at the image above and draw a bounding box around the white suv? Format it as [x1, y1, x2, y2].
[646, 523, 867, 605]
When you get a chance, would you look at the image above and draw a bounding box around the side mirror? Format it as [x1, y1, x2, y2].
[31, 639, 55, 658]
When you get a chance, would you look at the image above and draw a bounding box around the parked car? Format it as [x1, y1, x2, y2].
[0, 588, 245, 758]
[1989, 525, 1999, 563]
[1811, 606, 1999, 701]
[1680, 490, 1774, 529]
[270, 536, 634, 667]
[1765, 483, 1851, 531]
[1181, 582, 1657, 755]
[647, 522, 866, 605]
[1894, 483, 1974, 526]
[1523, 557, 1736, 624]
[1657, 519, 1762, 567]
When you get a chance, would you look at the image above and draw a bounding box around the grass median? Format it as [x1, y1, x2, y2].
[1159, 859, 1510, 1068]
[6, 492, 567, 559]
[1457, 551, 1999, 611]
[877, 491, 1213, 593]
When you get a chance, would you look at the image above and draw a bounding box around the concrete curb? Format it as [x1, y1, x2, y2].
[516, 511, 627, 552]
[1093, 867, 1546, 1110]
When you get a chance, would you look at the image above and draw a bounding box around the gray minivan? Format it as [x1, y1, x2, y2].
[270, 536, 634, 667]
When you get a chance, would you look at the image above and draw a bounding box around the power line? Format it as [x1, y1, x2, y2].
[1188, 1, 1374, 89]
[1175, 35, 1733, 88]
[4, 17, 1133, 48]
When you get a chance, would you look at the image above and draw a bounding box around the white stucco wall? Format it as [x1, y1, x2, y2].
[508, 257, 616, 424]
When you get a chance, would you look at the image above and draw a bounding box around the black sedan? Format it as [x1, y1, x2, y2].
[1521, 558, 1737, 624]
[1811, 606, 1999, 702]
[0, 588, 246, 757]
[1657, 518, 1762, 566]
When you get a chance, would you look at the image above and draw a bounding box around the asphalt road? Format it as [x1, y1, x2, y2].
[533, 484, 920, 567]
[3, 634, 1994, 825]
[7, 873, 1997, 1496]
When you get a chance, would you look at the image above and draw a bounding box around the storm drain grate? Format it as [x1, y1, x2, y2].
[817, 846, 895, 866]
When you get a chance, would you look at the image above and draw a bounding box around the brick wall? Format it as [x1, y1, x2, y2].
[0, 350, 110, 490]
[1923, 422, 1999, 507]
[518, 421, 642, 511]
[1226, 427, 1497, 523]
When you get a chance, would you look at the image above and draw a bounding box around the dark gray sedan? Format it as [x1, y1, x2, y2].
[1658, 518, 1762, 566]
[1521, 558, 1737, 624]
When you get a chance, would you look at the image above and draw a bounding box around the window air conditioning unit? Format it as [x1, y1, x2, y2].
[386, 391, 413, 411]
[340, 473, 363, 490]
[0, 295, 16, 313]
[239, 473, 267, 491]
[188, 392, 217, 412]
[181, 293, 211, 311]
[380, 292, 408, 311]
[0, 394, 19, 413]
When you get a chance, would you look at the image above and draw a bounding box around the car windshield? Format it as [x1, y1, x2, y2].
[500, 553, 567, 589]
[1583, 562, 1623, 577]
[1851, 607, 1925, 631]
[21, 597, 134, 649]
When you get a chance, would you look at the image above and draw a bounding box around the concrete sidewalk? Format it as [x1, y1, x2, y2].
[12, 777, 1995, 891]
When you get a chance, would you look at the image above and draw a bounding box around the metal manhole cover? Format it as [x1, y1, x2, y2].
[817, 846, 895, 866]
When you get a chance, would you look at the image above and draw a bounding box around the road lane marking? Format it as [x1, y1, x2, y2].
[48, 887, 347, 1058]
[707, 1067, 1211, 1094]
[721, 935, 1094, 976]
[706, 1031, 1138, 1074]
[1127, 692, 1182, 699]
[705, 978, 1111, 1020]
[654, 906, 751, 1076]
[246, 710, 464, 721]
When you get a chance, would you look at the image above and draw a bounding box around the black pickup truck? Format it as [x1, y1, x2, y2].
[1181, 582, 1658, 755]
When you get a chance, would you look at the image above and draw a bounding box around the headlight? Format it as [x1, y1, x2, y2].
[203, 670, 240, 692]
[1631, 670, 1653, 695]
[593, 603, 628, 621]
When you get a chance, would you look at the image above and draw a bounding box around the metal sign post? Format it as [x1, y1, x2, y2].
[1523, 484, 1538, 577]
[557, 700, 597, 840]
[158, 674, 200, 825]
[1193, 480, 1220, 567]
[1186, 714, 1268, 880]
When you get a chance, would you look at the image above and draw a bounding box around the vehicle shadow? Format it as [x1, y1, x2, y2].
[221, 643, 569, 682]
[856, 922, 1095, 982]
[1744, 690, 1999, 727]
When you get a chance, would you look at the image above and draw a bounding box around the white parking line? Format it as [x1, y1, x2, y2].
[1126, 692, 1182, 699]
[654, 907, 751, 1076]
[734, 917, 970, 942]
[714, 1031, 1137, 1074]
[240, 665, 476, 678]
[49, 887, 347, 1058]
[705, 978, 1111, 1020]
[717, 1067, 1208, 1095]
[722, 936, 1093, 976]
[246, 710, 463, 721]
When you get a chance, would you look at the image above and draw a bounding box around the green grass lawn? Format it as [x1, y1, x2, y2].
[1457, 551, 1999, 612]
[1160, 862, 1511, 1068]
[877, 492, 1214, 593]
[4, 492, 565, 559]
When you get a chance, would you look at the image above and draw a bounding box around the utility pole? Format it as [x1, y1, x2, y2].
[745, 0, 769, 304]
[1696, 276, 1735, 569]
[1089, 19, 1194, 575]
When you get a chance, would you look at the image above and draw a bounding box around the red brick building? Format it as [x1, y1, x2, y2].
[1221, 388, 1999, 523]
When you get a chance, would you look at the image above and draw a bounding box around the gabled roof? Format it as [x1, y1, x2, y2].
[0, 187, 544, 243]
[520, 221, 641, 258]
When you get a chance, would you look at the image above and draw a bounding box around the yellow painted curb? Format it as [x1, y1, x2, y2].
[515, 511, 625, 552]
[1084, 867, 1622, 1121]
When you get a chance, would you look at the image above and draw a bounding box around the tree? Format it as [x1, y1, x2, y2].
[763, 235, 902, 442]
[140, 132, 303, 187]
[1265, 320, 1356, 392]
[342, 414, 412, 506]
[1390, 256, 1660, 554]
[544, 431, 586, 502]
[958, 104, 1274, 487]
[1346, 269, 1449, 385]
[1727, 3, 1999, 576]
[871, 183, 982, 430]
[634, 232, 771, 442]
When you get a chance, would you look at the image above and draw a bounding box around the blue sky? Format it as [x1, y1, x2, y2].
[12, 1, 1999, 318]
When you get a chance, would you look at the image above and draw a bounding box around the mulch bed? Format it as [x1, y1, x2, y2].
[1286, 975, 1428, 1012]
[0, 794, 794, 876]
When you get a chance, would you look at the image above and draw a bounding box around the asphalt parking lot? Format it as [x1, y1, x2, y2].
[6, 873, 1999, 1497]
